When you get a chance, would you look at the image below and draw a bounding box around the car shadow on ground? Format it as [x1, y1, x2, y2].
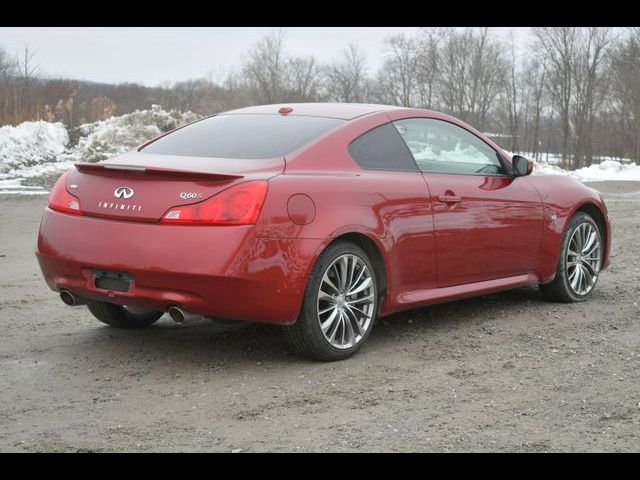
[66, 285, 551, 369]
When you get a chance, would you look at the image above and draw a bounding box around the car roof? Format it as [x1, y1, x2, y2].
[221, 103, 404, 120]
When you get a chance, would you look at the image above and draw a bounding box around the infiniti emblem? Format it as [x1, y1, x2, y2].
[114, 186, 134, 199]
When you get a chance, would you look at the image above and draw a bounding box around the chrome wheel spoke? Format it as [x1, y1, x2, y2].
[318, 289, 333, 301]
[338, 256, 349, 291]
[349, 267, 366, 294]
[347, 294, 374, 304]
[317, 253, 375, 350]
[347, 303, 370, 320]
[348, 276, 372, 296]
[581, 260, 598, 277]
[344, 305, 365, 336]
[570, 265, 581, 290]
[581, 264, 594, 285]
[582, 229, 597, 254]
[318, 305, 335, 315]
[323, 276, 340, 294]
[321, 308, 339, 333]
[327, 313, 341, 341]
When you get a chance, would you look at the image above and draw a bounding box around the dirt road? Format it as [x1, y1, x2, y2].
[0, 181, 638, 452]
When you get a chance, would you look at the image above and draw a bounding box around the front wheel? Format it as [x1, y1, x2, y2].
[283, 241, 378, 361]
[87, 300, 163, 328]
[540, 212, 603, 302]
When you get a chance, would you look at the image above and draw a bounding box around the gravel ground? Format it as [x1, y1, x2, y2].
[0, 181, 638, 452]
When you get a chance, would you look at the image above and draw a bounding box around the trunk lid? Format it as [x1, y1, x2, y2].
[66, 151, 285, 222]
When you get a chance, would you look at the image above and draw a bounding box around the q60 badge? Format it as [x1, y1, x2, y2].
[179, 192, 203, 200]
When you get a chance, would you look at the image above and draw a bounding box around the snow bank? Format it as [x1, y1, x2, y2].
[514, 151, 640, 182]
[0, 105, 199, 194]
[0, 121, 69, 175]
[570, 160, 640, 182]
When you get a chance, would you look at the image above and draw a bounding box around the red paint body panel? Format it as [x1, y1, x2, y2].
[36, 103, 612, 325]
[424, 173, 544, 287]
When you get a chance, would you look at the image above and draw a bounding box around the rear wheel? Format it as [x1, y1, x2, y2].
[87, 300, 163, 328]
[540, 212, 603, 302]
[283, 241, 378, 361]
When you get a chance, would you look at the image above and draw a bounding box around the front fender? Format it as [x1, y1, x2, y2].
[527, 175, 611, 282]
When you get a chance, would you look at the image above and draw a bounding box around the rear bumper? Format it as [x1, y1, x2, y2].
[36, 208, 323, 324]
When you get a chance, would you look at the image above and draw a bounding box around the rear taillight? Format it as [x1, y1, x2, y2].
[161, 180, 268, 225]
[48, 172, 81, 215]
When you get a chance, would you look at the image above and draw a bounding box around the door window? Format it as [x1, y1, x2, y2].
[393, 118, 504, 175]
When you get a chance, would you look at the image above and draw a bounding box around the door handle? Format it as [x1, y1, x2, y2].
[437, 195, 462, 203]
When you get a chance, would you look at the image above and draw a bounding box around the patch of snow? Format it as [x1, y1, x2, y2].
[0, 121, 69, 175]
[508, 151, 640, 182]
[0, 106, 200, 194]
[571, 160, 640, 182]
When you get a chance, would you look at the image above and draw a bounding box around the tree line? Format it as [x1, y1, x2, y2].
[1, 27, 639, 169]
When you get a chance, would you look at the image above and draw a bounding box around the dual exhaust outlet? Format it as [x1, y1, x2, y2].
[59, 290, 200, 324]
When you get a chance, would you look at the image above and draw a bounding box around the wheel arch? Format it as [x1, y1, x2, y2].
[573, 202, 607, 247]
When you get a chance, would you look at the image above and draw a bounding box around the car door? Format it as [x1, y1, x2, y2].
[346, 122, 438, 294]
[393, 117, 543, 288]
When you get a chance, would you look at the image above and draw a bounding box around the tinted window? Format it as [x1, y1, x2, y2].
[142, 114, 344, 159]
[393, 118, 504, 175]
[348, 124, 418, 172]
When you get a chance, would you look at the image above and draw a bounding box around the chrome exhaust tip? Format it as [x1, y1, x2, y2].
[60, 290, 86, 306]
[168, 306, 200, 324]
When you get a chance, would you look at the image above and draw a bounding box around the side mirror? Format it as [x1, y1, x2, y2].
[512, 155, 533, 177]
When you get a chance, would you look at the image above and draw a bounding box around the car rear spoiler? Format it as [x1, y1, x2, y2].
[74, 162, 244, 181]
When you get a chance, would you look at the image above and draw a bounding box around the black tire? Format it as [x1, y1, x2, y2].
[87, 300, 163, 328]
[283, 240, 379, 361]
[540, 212, 603, 303]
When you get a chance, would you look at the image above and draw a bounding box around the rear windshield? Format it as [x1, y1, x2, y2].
[141, 114, 345, 159]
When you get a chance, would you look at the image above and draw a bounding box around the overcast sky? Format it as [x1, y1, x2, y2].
[0, 27, 535, 86]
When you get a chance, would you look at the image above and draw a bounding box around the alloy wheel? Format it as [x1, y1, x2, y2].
[317, 254, 375, 349]
[566, 222, 601, 296]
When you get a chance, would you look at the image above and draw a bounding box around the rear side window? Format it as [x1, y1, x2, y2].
[348, 124, 418, 172]
[141, 114, 345, 159]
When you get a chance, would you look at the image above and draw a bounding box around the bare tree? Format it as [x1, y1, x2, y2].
[438, 28, 507, 130]
[0, 44, 17, 123]
[502, 32, 521, 152]
[533, 27, 612, 167]
[286, 56, 322, 101]
[608, 27, 640, 161]
[526, 59, 547, 159]
[414, 27, 450, 109]
[571, 27, 612, 166]
[533, 27, 576, 166]
[242, 29, 322, 104]
[324, 43, 367, 103]
[242, 29, 287, 103]
[377, 33, 419, 107]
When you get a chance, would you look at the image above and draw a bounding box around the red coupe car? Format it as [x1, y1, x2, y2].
[36, 103, 611, 360]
